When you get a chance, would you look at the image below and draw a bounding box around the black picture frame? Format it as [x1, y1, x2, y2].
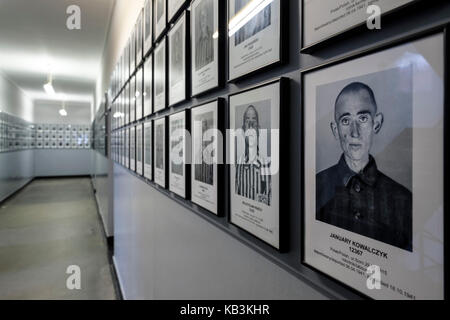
[300, 23, 449, 300]
[300, 0, 422, 53]
[154, 116, 168, 188]
[190, 0, 226, 98]
[227, 0, 288, 83]
[144, 0, 153, 57]
[154, 0, 167, 43]
[190, 97, 225, 217]
[227, 77, 289, 252]
[168, 109, 191, 200]
[168, 10, 190, 107]
[153, 37, 168, 113]
[167, 0, 188, 25]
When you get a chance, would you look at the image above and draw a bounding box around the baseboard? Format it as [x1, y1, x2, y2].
[0, 177, 34, 204]
[112, 256, 126, 300]
[34, 175, 91, 179]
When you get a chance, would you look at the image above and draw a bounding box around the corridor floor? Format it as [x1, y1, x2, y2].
[0, 178, 117, 299]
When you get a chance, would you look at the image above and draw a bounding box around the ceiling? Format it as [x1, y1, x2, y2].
[0, 0, 115, 108]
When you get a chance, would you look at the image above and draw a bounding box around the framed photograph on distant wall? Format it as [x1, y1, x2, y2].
[130, 125, 136, 172]
[125, 82, 130, 124]
[144, 121, 153, 180]
[136, 124, 143, 175]
[144, 54, 153, 117]
[191, 0, 224, 97]
[229, 78, 287, 250]
[191, 98, 224, 215]
[302, 30, 446, 300]
[136, 67, 143, 120]
[168, 11, 189, 107]
[154, 38, 167, 112]
[154, 117, 167, 188]
[168, 0, 185, 23]
[301, 0, 419, 50]
[130, 74, 136, 122]
[169, 110, 190, 199]
[130, 28, 136, 73]
[136, 10, 144, 66]
[144, 0, 153, 55]
[125, 127, 130, 168]
[154, 0, 167, 41]
[227, 0, 285, 82]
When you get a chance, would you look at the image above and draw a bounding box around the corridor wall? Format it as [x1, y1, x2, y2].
[0, 71, 34, 202]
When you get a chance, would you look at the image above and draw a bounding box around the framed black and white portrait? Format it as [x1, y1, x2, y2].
[191, 99, 224, 215]
[136, 9, 144, 66]
[136, 124, 143, 175]
[301, 0, 418, 50]
[227, 0, 284, 82]
[144, 0, 153, 55]
[136, 67, 143, 120]
[124, 82, 130, 124]
[302, 31, 446, 300]
[130, 28, 136, 73]
[168, 0, 185, 23]
[191, 0, 224, 97]
[144, 121, 153, 180]
[168, 11, 189, 107]
[169, 110, 190, 199]
[130, 125, 136, 172]
[154, 117, 167, 188]
[125, 39, 130, 78]
[154, 0, 167, 41]
[154, 38, 167, 112]
[143, 54, 153, 117]
[130, 74, 136, 123]
[125, 127, 130, 168]
[229, 78, 287, 250]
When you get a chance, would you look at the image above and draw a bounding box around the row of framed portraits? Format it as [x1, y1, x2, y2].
[110, 0, 287, 104]
[111, 23, 447, 300]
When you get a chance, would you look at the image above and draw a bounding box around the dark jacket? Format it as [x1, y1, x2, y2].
[316, 154, 412, 251]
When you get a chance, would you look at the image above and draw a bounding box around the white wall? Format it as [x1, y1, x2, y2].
[34, 101, 91, 125]
[0, 72, 34, 202]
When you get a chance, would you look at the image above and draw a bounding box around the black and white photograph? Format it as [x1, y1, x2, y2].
[154, 38, 167, 112]
[228, 0, 282, 81]
[136, 124, 143, 175]
[130, 28, 136, 73]
[154, 0, 167, 41]
[303, 33, 445, 300]
[143, 54, 153, 117]
[144, 121, 153, 180]
[124, 82, 130, 124]
[169, 110, 189, 198]
[130, 126, 136, 172]
[154, 117, 166, 188]
[191, 99, 221, 215]
[191, 0, 220, 96]
[168, 0, 185, 23]
[168, 12, 187, 106]
[136, 10, 144, 66]
[302, 0, 417, 49]
[144, 0, 153, 55]
[130, 74, 136, 123]
[136, 67, 143, 120]
[229, 79, 283, 249]
[125, 128, 130, 168]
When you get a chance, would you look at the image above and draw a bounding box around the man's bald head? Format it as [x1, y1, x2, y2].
[334, 82, 377, 122]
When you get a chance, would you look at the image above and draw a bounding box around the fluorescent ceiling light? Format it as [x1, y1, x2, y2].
[228, 0, 273, 37]
[59, 108, 67, 116]
[43, 81, 55, 96]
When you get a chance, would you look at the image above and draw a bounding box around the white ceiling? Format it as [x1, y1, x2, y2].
[0, 0, 115, 108]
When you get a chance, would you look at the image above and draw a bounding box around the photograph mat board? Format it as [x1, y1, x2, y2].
[303, 33, 444, 300]
[228, 0, 281, 80]
[154, 118, 166, 187]
[302, 0, 416, 48]
[144, 121, 153, 179]
[191, 101, 219, 214]
[191, 0, 219, 96]
[229, 81, 281, 248]
[169, 14, 187, 106]
[169, 112, 187, 197]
